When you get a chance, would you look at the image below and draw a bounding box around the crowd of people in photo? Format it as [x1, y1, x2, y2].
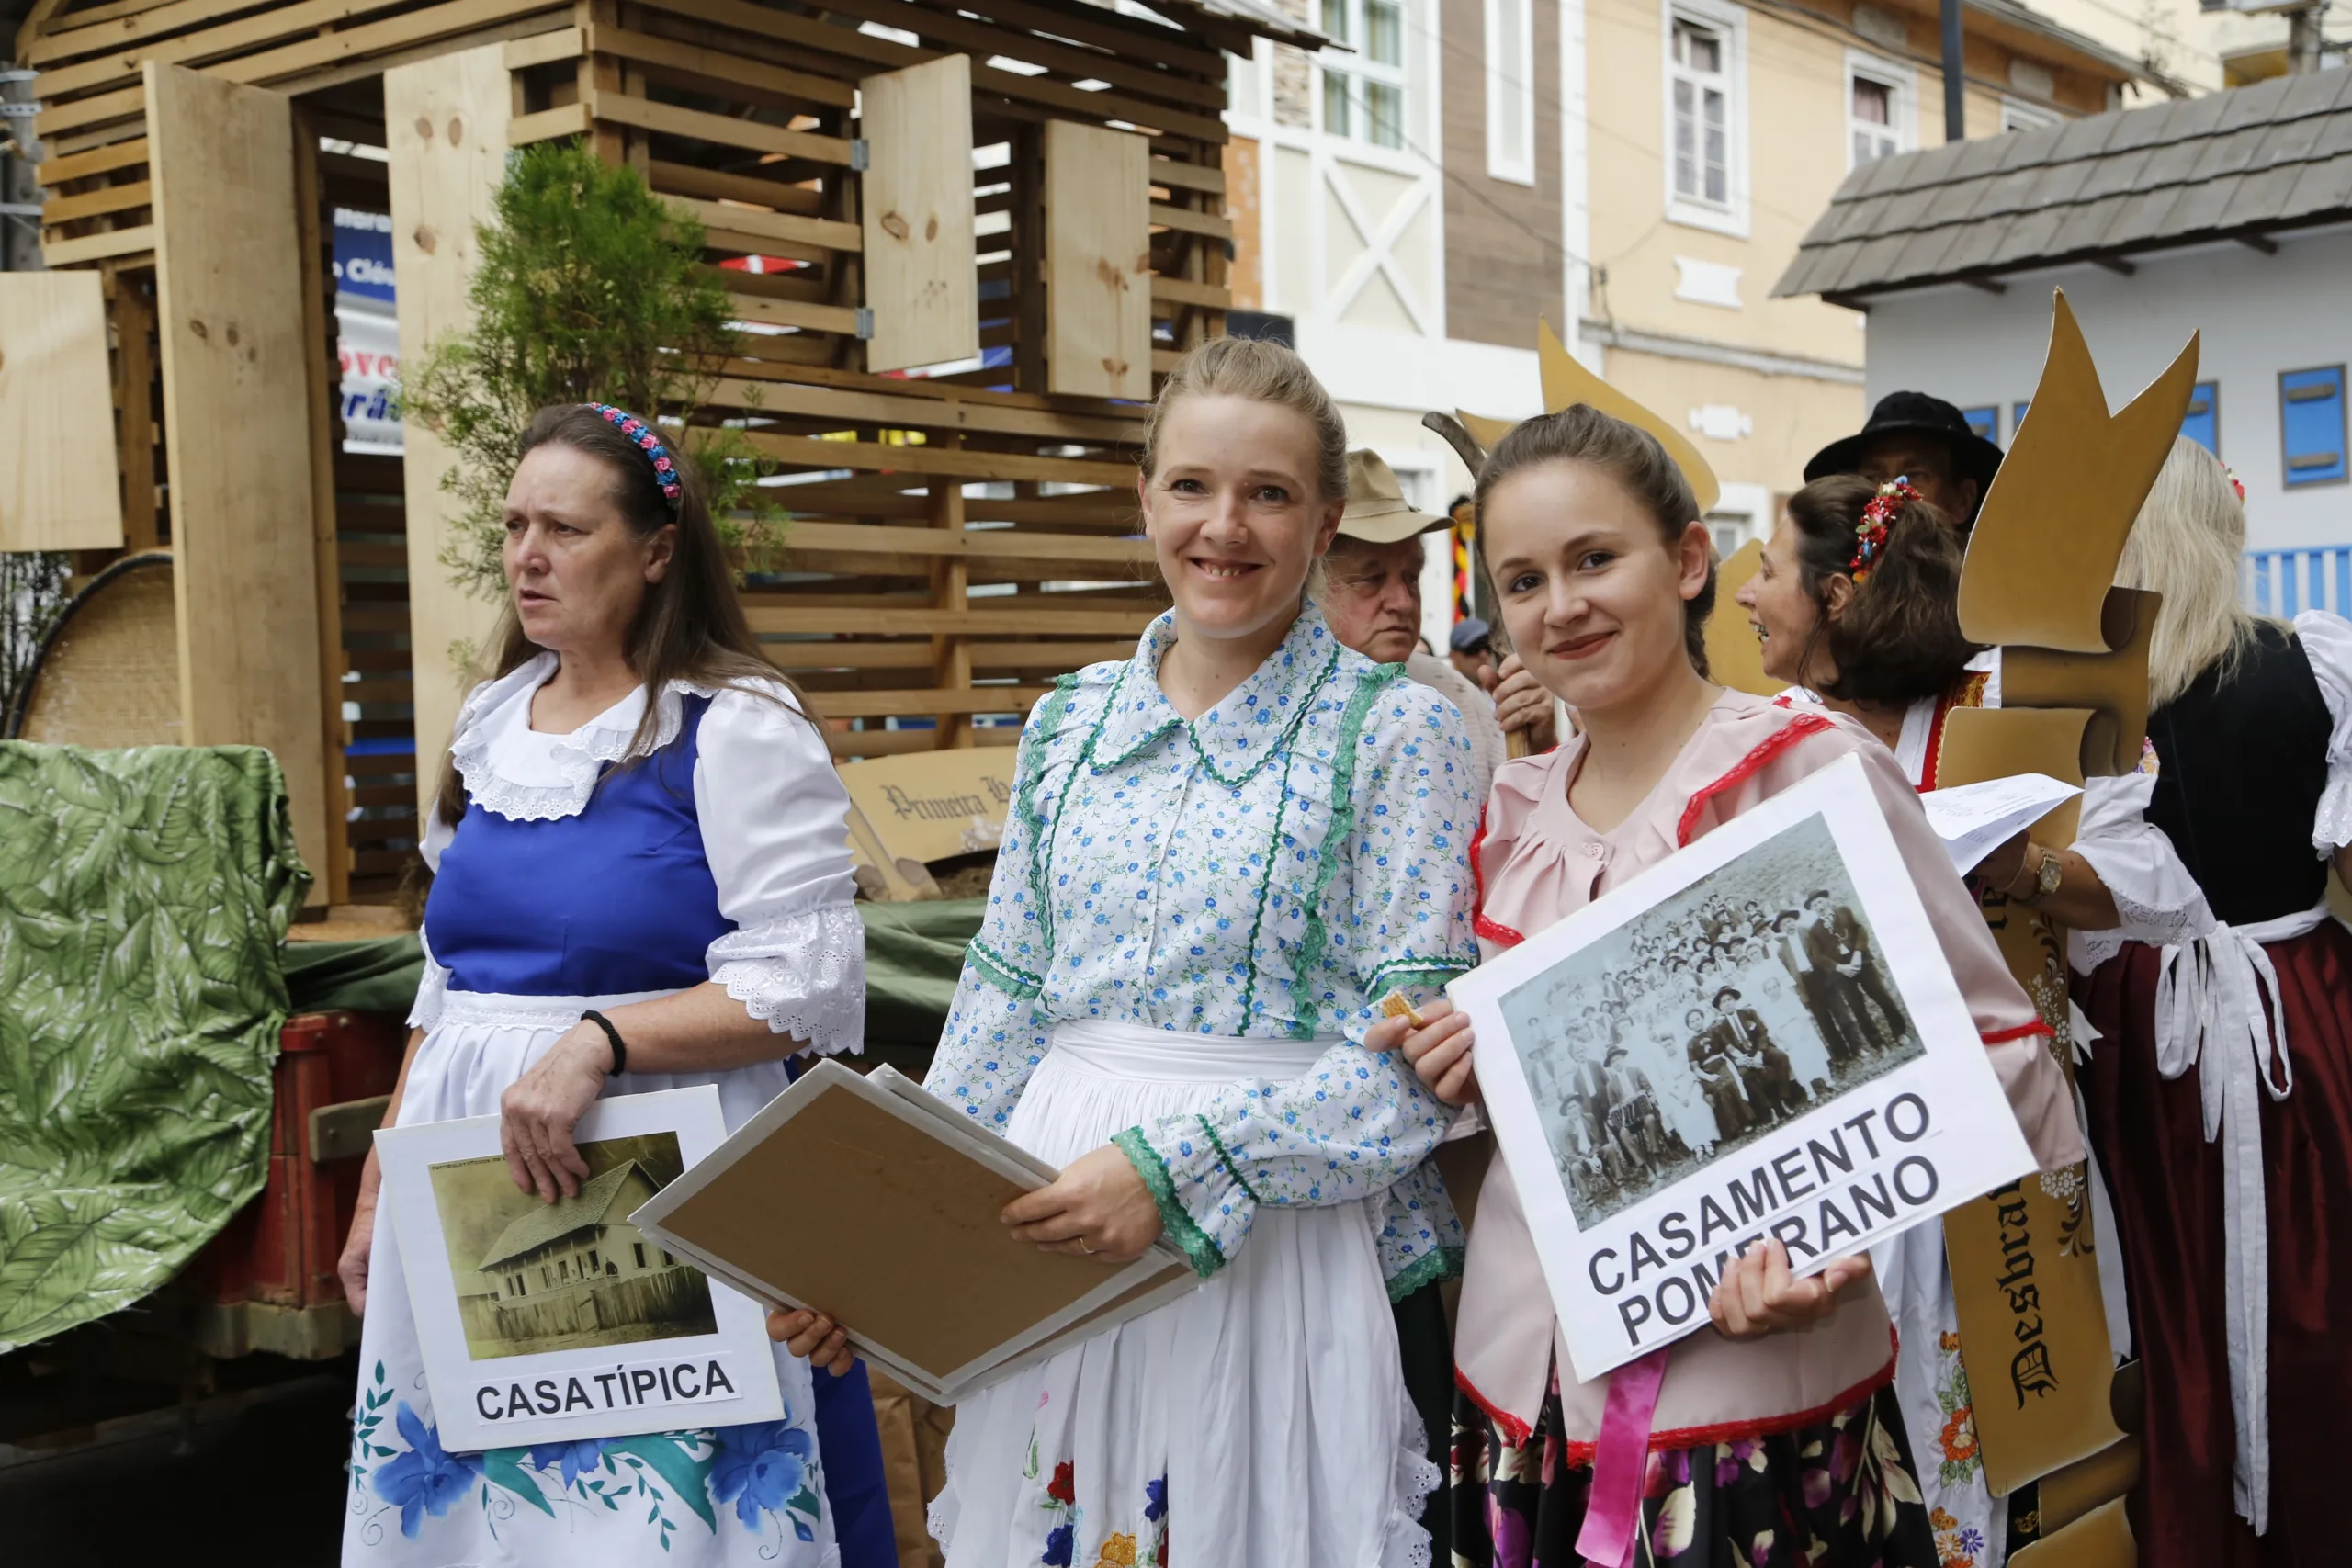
[1529, 880, 1917, 1213]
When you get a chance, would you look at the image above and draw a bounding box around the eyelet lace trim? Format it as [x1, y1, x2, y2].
[2315, 773, 2352, 856]
[408, 942, 448, 1032]
[2110, 885, 2214, 949]
[1384, 1406, 1442, 1568]
[451, 669, 712, 823]
[708, 903, 866, 1054]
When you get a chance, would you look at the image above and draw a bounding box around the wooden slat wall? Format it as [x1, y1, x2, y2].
[23, 0, 1244, 784]
[0, 271, 126, 550]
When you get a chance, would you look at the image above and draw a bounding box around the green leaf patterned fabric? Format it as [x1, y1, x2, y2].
[0, 742, 309, 1350]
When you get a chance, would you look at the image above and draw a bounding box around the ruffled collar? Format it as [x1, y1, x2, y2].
[1089, 604, 1344, 784]
[450, 652, 707, 822]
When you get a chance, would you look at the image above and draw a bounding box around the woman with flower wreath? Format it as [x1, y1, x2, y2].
[774, 338, 1479, 1567]
[1735, 472, 2206, 1567]
[335, 403, 892, 1566]
[1370, 410, 2087, 1568]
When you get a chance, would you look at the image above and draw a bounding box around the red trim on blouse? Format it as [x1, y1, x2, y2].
[1917, 671, 1990, 794]
[1467, 800, 1527, 950]
[1674, 713, 1835, 849]
[1980, 1021, 2055, 1044]
[1454, 1367, 1534, 1447]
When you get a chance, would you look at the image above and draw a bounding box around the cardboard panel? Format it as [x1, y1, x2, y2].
[1998, 588, 2159, 780]
[1702, 538, 1777, 697]
[145, 62, 329, 891]
[384, 45, 514, 821]
[859, 56, 978, 375]
[1043, 118, 1149, 400]
[0, 271, 124, 551]
[1960, 292, 2199, 654]
[837, 746, 1015, 867]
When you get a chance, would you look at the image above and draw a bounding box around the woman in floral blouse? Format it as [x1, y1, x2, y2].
[793, 338, 1480, 1566]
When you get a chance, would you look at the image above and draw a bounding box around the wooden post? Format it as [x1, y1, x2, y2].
[929, 445, 970, 748]
[108, 267, 159, 554]
[144, 61, 331, 897]
[1010, 122, 1046, 396]
[293, 106, 352, 906]
[384, 45, 514, 825]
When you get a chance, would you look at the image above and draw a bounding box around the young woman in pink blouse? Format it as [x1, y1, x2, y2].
[1366, 406, 2085, 1568]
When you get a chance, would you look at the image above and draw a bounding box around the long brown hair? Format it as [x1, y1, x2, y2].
[433, 403, 810, 828]
[1782, 475, 1979, 706]
[1473, 403, 1715, 678]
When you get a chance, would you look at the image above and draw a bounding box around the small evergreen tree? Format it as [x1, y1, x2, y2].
[402, 140, 775, 600]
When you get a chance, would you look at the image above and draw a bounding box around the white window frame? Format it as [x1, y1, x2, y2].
[1844, 49, 1916, 172]
[1661, 0, 1749, 239]
[1319, 0, 1412, 151]
[1485, 0, 1537, 185]
[2001, 96, 2058, 133]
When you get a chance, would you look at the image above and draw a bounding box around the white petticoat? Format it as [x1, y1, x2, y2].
[925, 1021, 1436, 1568]
[344, 988, 837, 1568]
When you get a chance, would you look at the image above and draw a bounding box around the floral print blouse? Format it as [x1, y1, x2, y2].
[925, 604, 1482, 1292]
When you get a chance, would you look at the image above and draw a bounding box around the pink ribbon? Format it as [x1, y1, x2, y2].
[1576, 1347, 1671, 1568]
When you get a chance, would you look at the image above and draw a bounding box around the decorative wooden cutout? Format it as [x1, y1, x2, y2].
[1043, 119, 1149, 400]
[0, 271, 124, 552]
[861, 57, 979, 375]
[1999, 588, 2161, 779]
[2007, 1495, 2136, 1568]
[1702, 538, 1779, 697]
[1960, 292, 2199, 654]
[1454, 319, 1721, 514]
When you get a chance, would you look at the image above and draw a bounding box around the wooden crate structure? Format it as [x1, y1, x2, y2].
[12, 0, 1322, 901]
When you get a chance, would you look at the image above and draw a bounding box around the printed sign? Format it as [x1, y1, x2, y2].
[375, 1087, 784, 1451]
[1448, 755, 2039, 1381]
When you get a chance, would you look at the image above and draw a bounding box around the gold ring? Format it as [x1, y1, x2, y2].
[1078, 1239, 1098, 1254]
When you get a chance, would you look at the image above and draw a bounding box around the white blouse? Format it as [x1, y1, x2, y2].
[409, 653, 865, 1055]
[2298, 609, 2352, 854]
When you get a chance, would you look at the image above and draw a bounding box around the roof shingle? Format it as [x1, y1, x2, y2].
[1774, 76, 2352, 299]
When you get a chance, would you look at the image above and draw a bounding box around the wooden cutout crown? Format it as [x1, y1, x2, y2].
[1958, 291, 2199, 654]
[1451, 320, 1723, 515]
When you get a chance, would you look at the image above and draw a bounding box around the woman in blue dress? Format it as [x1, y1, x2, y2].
[335, 403, 892, 1566]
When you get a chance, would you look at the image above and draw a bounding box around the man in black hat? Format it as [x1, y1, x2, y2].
[1804, 391, 2005, 531]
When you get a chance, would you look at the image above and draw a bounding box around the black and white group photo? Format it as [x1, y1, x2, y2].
[1498, 813, 1928, 1224]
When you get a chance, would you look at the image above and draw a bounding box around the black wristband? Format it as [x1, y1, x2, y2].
[581, 1009, 628, 1075]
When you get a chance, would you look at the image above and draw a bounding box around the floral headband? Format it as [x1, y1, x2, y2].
[585, 402, 684, 513]
[1850, 477, 1917, 582]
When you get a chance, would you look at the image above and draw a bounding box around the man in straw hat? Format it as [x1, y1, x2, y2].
[1317, 448, 1509, 801]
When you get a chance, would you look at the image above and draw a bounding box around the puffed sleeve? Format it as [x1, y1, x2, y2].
[921, 684, 1069, 1132]
[2066, 760, 2214, 973]
[408, 679, 493, 1034]
[1805, 726, 2085, 1173]
[692, 683, 865, 1054]
[2296, 610, 2352, 853]
[1112, 675, 1480, 1281]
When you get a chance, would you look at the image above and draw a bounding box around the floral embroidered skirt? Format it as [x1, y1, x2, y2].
[341, 997, 846, 1567]
[1451, 1378, 1939, 1568]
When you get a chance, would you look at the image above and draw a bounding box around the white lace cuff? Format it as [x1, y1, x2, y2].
[409, 931, 450, 1032]
[2296, 611, 2352, 852]
[707, 902, 865, 1054]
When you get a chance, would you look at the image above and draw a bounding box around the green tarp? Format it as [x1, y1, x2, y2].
[0, 743, 308, 1352]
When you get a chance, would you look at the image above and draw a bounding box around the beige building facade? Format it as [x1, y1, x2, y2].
[1222, 0, 2139, 585]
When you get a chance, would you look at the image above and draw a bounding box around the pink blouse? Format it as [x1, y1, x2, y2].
[1455, 688, 2085, 1450]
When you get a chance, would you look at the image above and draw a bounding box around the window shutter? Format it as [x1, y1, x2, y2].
[2280, 367, 2347, 488]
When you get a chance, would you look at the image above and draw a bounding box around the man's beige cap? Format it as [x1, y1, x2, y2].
[1338, 449, 1448, 544]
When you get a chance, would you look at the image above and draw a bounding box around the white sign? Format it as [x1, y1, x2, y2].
[1917, 772, 2081, 874]
[1447, 754, 2037, 1381]
[375, 1087, 784, 1452]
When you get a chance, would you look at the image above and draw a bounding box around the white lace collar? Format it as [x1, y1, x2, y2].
[450, 652, 710, 822]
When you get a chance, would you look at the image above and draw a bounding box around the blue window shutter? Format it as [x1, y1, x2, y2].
[1962, 406, 1997, 443]
[2181, 380, 2219, 455]
[2011, 400, 2030, 438]
[2280, 367, 2347, 488]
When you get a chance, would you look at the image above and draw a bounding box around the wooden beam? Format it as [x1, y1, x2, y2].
[40, 223, 157, 266]
[667, 193, 861, 253]
[585, 89, 858, 165]
[727, 293, 863, 337]
[1148, 200, 1231, 240]
[861, 55, 979, 375]
[2090, 255, 2135, 277]
[826, 725, 1019, 758]
[739, 428, 1134, 486]
[2238, 232, 2278, 256]
[384, 44, 514, 823]
[39, 178, 153, 225]
[110, 269, 159, 552]
[581, 20, 854, 107]
[145, 61, 330, 900]
[1149, 273, 1228, 310]
[780, 521, 1149, 564]
[36, 137, 150, 186]
[506, 100, 592, 146]
[293, 107, 352, 905]
[658, 163, 827, 216]
[15, 0, 72, 60]
[1044, 119, 1150, 400]
[745, 604, 1155, 637]
[705, 373, 1136, 443]
[812, 686, 1046, 717]
[37, 0, 423, 99]
[1148, 157, 1226, 195]
[763, 637, 1130, 670]
[502, 21, 582, 67]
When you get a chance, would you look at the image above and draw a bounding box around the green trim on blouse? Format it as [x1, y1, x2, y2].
[1111, 1127, 1227, 1280]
